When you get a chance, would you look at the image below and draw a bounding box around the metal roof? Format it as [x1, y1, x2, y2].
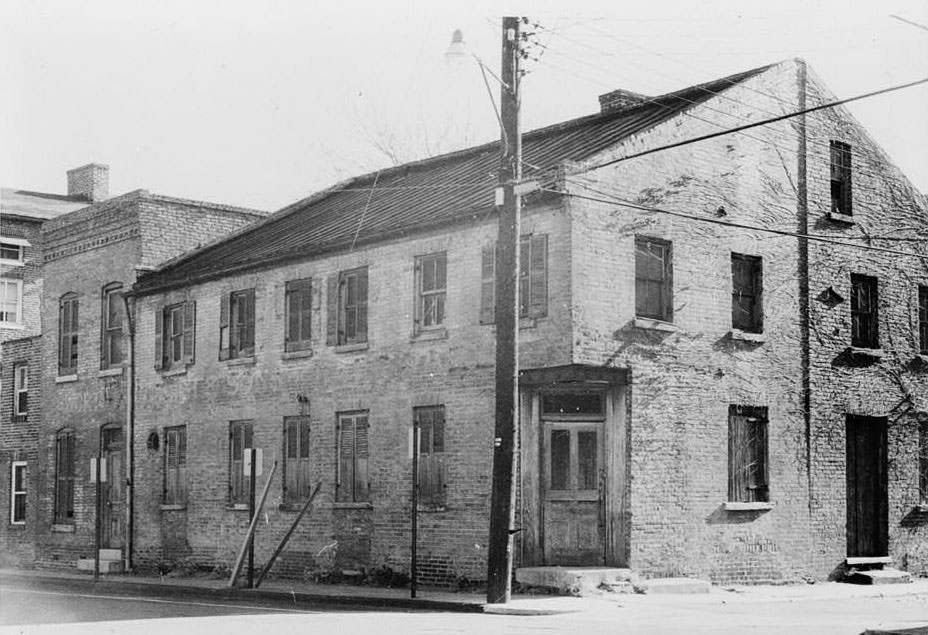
[134, 65, 771, 295]
[0, 188, 88, 221]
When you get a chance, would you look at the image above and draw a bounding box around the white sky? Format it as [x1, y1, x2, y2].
[2, 0, 927, 211]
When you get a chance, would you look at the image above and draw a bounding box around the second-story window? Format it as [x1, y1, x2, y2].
[13, 362, 27, 417]
[101, 283, 124, 369]
[154, 301, 195, 371]
[731, 254, 763, 333]
[285, 279, 312, 352]
[327, 267, 368, 346]
[0, 279, 23, 325]
[219, 289, 256, 360]
[850, 274, 879, 349]
[480, 234, 548, 324]
[58, 293, 79, 375]
[415, 253, 446, 331]
[635, 236, 673, 322]
[919, 285, 928, 355]
[830, 140, 852, 216]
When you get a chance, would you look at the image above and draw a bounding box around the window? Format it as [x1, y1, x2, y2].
[229, 420, 253, 506]
[919, 286, 928, 355]
[13, 362, 27, 417]
[728, 406, 769, 503]
[850, 274, 879, 349]
[58, 293, 79, 375]
[0, 241, 25, 265]
[830, 140, 852, 216]
[327, 268, 368, 346]
[415, 253, 447, 331]
[336, 411, 369, 503]
[101, 283, 124, 369]
[54, 429, 76, 523]
[220, 289, 255, 360]
[547, 426, 600, 492]
[635, 237, 673, 322]
[10, 461, 26, 524]
[164, 426, 187, 505]
[732, 254, 763, 333]
[414, 406, 445, 505]
[920, 418, 928, 504]
[480, 234, 548, 324]
[285, 279, 312, 352]
[283, 416, 311, 504]
[0, 279, 22, 325]
[154, 301, 195, 371]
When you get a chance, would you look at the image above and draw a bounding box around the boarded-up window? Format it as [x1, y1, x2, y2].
[164, 426, 187, 505]
[154, 301, 195, 371]
[850, 274, 879, 349]
[336, 411, 369, 503]
[635, 237, 672, 322]
[283, 416, 312, 504]
[415, 253, 447, 331]
[830, 140, 852, 215]
[285, 279, 313, 352]
[58, 293, 79, 375]
[480, 234, 548, 324]
[229, 420, 254, 505]
[728, 405, 769, 503]
[732, 254, 763, 333]
[919, 286, 928, 355]
[101, 283, 124, 369]
[54, 429, 76, 522]
[414, 406, 445, 505]
[219, 289, 255, 360]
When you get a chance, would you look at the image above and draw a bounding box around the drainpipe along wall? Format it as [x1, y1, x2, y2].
[122, 293, 136, 572]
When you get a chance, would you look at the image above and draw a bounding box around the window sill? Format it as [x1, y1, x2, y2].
[335, 342, 369, 354]
[847, 346, 884, 360]
[160, 366, 187, 378]
[98, 367, 124, 378]
[724, 501, 773, 512]
[411, 327, 448, 343]
[225, 356, 256, 367]
[0, 323, 24, 330]
[8, 522, 26, 528]
[12, 414, 27, 423]
[729, 329, 765, 343]
[827, 211, 855, 225]
[160, 504, 186, 511]
[332, 502, 373, 510]
[55, 374, 78, 384]
[282, 348, 313, 360]
[633, 317, 677, 332]
[227, 504, 251, 511]
[51, 523, 75, 532]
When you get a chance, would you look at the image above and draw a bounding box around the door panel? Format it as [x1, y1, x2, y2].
[101, 427, 125, 549]
[846, 416, 888, 558]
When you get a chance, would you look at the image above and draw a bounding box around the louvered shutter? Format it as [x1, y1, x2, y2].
[165, 429, 177, 503]
[529, 234, 547, 318]
[219, 294, 231, 361]
[153, 307, 164, 370]
[356, 269, 368, 342]
[355, 415, 369, 501]
[326, 275, 338, 346]
[182, 301, 196, 365]
[337, 417, 354, 501]
[480, 245, 496, 324]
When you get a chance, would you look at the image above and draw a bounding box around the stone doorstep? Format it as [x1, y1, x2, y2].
[845, 568, 913, 586]
[76, 559, 124, 574]
[516, 567, 635, 595]
[98, 549, 122, 561]
[641, 577, 712, 594]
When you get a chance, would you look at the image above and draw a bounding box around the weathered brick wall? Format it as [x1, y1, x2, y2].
[568, 60, 813, 583]
[132, 204, 569, 584]
[1, 217, 44, 341]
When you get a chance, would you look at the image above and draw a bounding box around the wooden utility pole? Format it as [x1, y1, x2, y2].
[486, 15, 521, 605]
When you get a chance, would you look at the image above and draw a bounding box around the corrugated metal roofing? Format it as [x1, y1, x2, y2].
[135, 65, 771, 295]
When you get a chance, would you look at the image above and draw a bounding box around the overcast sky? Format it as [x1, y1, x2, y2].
[2, 0, 927, 211]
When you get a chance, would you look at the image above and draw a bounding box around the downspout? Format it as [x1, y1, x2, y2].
[122, 293, 136, 573]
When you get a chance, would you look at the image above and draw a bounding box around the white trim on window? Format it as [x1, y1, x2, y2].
[0, 278, 23, 326]
[0, 239, 28, 266]
[10, 461, 26, 525]
[13, 362, 27, 416]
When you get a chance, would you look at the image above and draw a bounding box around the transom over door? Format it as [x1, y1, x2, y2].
[542, 422, 605, 565]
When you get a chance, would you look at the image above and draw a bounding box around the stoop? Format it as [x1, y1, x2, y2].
[516, 567, 636, 595]
[844, 568, 913, 585]
[77, 550, 124, 574]
[640, 577, 711, 594]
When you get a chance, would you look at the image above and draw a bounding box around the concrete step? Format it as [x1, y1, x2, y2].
[640, 577, 711, 594]
[98, 549, 122, 561]
[515, 567, 635, 596]
[845, 568, 912, 585]
[76, 558, 123, 573]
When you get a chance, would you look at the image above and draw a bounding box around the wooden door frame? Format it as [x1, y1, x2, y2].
[845, 414, 888, 558]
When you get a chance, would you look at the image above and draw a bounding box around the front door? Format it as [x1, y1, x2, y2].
[542, 421, 605, 565]
[846, 415, 888, 558]
[101, 426, 125, 549]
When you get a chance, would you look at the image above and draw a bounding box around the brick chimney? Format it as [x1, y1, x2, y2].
[598, 89, 651, 114]
[67, 163, 109, 202]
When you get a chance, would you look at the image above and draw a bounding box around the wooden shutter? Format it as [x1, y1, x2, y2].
[357, 269, 368, 342]
[728, 410, 747, 502]
[355, 415, 369, 501]
[153, 306, 164, 370]
[480, 245, 496, 324]
[299, 418, 311, 499]
[182, 301, 196, 365]
[100, 289, 109, 367]
[284, 419, 298, 504]
[218, 294, 231, 361]
[337, 416, 353, 501]
[242, 289, 256, 356]
[326, 275, 338, 346]
[662, 242, 673, 321]
[529, 234, 547, 318]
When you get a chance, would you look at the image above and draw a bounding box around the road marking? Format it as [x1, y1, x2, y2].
[0, 587, 316, 614]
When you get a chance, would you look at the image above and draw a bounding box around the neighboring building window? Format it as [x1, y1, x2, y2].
[220, 289, 256, 360]
[336, 411, 369, 503]
[920, 418, 928, 504]
[58, 293, 79, 375]
[0, 278, 23, 325]
[54, 429, 76, 523]
[283, 416, 311, 505]
[327, 268, 368, 346]
[101, 283, 124, 369]
[480, 234, 548, 324]
[10, 461, 26, 524]
[415, 253, 447, 331]
[229, 420, 253, 506]
[0, 242, 24, 264]
[728, 405, 769, 503]
[13, 362, 27, 417]
[164, 426, 187, 506]
[154, 301, 195, 371]
[850, 274, 879, 349]
[919, 286, 928, 355]
[285, 279, 312, 352]
[414, 406, 446, 505]
[635, 237, 673, 322]
[830, 140, 852, 216]
[731, 254, 763, 333]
